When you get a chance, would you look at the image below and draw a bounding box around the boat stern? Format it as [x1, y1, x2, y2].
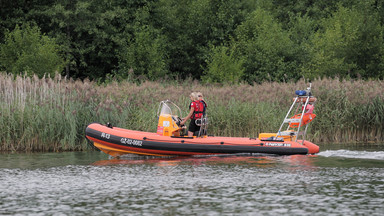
[301, 140, 319, 154]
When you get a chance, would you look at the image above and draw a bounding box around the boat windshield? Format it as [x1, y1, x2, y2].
[158, 100, 182, 117]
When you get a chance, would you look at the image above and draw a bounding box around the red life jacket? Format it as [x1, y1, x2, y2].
[191, 100, 204, 119]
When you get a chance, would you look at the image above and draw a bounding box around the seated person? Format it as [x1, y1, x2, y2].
[304, 103, 314, 114]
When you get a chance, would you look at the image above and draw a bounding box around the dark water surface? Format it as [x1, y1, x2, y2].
[1, 144, 384, 215]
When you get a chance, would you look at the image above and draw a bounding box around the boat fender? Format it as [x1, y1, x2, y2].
[220, 142, 224, 145]
[143, 137, 147, 140]
[289, 113, 316, 128]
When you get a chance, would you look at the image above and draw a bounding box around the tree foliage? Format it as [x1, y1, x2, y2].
[1, 0, 384, 82]
[118, 23, 169, 80]
[303, 4, 384, 79]
[232, 8, 298, 83]
[203, 45, 244, 84]
[0, 24, 64, 78]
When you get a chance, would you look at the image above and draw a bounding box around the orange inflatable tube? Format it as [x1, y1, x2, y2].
[85, 123, 320, 157]
[289, 113, 316, 128]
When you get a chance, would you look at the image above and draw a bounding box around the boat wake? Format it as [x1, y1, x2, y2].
[318, 150, 384, 160]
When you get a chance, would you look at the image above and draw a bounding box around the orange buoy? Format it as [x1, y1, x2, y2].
[289, 113, 316, 128]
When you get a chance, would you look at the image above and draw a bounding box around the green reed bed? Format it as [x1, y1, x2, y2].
[0, 74, 383, 151]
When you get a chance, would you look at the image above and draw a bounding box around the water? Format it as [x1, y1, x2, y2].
[1, 144, 384, 216]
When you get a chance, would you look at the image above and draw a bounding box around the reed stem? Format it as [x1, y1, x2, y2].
[0, 73, 383, 151]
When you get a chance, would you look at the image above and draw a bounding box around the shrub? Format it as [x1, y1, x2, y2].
[0, 23, 64, 78]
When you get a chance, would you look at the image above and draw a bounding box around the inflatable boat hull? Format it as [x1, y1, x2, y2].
[85, 123, 319, 157]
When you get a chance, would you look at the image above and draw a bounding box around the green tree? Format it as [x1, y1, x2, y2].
[203, 45, 244, 84]
[152, 0, 254, 79]
[262, 0, 359, 25]
[3, 0, 384, 82]
[118, 23, 169, 80]
[233, 8, 298, 83]
[287, 13, 316, 72]
[39, 0, 150, 79]
[0, 24, 64, 77]
[0, 0, 45, 43]
[302, 4, 384, 79]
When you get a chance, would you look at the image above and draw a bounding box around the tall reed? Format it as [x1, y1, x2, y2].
[0, 74, 383, 152]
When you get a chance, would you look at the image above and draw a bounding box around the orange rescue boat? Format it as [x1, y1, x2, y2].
[85, 85, 319, 157]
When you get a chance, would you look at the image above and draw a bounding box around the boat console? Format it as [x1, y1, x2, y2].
[156, 100, 185, 136]
[156, 100, 208, 138]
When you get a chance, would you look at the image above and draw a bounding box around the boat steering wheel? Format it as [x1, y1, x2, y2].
[173, 116, 183, 127]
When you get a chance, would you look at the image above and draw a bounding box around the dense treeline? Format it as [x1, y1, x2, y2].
[1, 0, 384, 83]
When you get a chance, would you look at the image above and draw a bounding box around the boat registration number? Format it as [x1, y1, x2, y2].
[265, 143, 291, 147]
[120, 138, 143, 146]
[101, 133, 111, 139]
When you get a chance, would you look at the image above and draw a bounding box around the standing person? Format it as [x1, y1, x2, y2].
[180, 92, 204, 137]
[197, 92, 208, 136]
[197, 92, 207, 115]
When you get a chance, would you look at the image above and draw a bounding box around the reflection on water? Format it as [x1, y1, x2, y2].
[92, 154, 319, 170]
[0, 151, 108, 169]
[1, 144, 384, 215]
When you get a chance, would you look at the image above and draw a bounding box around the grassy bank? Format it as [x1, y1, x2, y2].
[1, 74, 384, 151]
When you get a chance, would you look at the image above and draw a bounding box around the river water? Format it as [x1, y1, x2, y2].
[1, 144, 383, 216]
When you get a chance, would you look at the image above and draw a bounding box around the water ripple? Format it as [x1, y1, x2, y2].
[319, 150, 384, 160]
[0, 153, 384, 215]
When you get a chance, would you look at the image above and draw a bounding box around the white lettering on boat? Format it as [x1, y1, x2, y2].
[265, 143, 291, 147]
[120, 138, 143, 146]
[101, 132, 111, 139]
